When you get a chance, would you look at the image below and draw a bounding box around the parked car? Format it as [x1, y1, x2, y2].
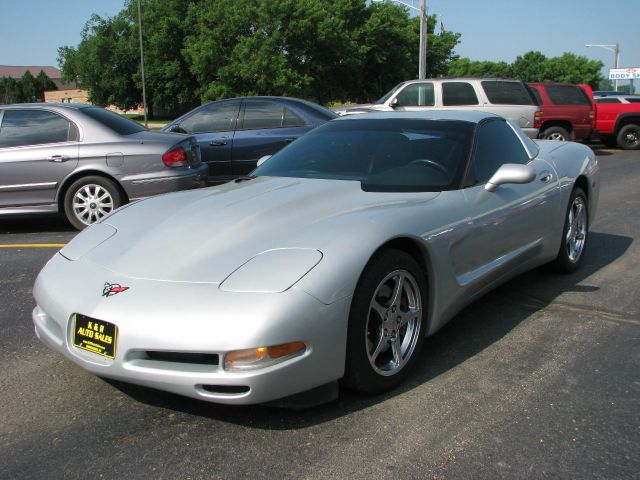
[163, 97, 338, 182]
[528, 83, 595, 142]
[0, 103, 206, 229]
[333, 78, 541, 138]
[592, 96, 640, 149]
[33, 110, 599, 406]
[594, 95, 640, 104]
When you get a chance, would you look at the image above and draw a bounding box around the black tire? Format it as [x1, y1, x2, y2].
[63, 176, 124, 230]
[541, 126, 571, 142]
[342, 249, 427, 393]
[616, 124, 640, 150]
[551, 187, 588, 273]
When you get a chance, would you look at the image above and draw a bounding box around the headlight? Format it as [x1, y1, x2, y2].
[220, 248, 322, 293]
[224, 342, 307, 371]
[59, 223, 117, 261]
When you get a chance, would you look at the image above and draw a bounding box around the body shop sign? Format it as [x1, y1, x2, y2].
[609, 68, 640, 80]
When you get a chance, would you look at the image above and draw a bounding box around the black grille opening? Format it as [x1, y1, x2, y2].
[201, 385, 250, 395]
[145, 351, 219, 365]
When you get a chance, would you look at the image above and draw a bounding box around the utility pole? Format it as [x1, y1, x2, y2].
[419, 0, 427, 79]
[137, 0, 148, 127]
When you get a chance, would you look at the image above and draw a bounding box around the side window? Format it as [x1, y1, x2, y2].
[529, 88, 542, 105]
[0, 109, 76, 148]
[283, 107, 305, 127]
[180, 102, 239, 133]
[626, 98, 640, 103]
[481, 81, 535, 105]
[595, 97, 621, 104]
[442, 82, 479, 106]
[546, 86, 591, 106]
[470, 120, 530, 185]
[241, 101, 284, 130]
[395, 83, 435, 107]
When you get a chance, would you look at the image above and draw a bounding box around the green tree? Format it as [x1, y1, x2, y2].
[36, 70, 58, 99]
[542, 53, 603, 86]
[58, 12, 140, 110]
[20, 71, 40, 102]
[447, 58, 512, 78]
[58, 0, 462, 109]
[511, 51, 548, 82]
[0, 77, 22, 104]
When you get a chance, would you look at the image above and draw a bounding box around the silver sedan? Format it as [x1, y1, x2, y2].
[32, 110, 599, 406]
[0, 103, 206, 229]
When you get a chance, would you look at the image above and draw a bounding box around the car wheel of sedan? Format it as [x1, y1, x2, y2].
[616, 124, 640, 150]
[343, 249, 427, 393]
[552, 187, 588, 273]
[63, 176, 124, 230]
[541, 126, 570, 142]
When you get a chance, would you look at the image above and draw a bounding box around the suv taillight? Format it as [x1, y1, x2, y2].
[534, 110, 542, 129]
[162, 147, 187, 167]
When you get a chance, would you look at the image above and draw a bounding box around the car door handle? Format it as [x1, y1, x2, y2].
[284, 137, 296, 143]
[209, 137, 228, 146]
[47, 155, 70, 162]
[539, 171, 553, 183]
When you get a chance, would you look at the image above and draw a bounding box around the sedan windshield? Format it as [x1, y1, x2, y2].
[253, 118, 475, 192]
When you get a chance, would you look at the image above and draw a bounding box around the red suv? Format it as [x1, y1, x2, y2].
[528, 83, 595, 142]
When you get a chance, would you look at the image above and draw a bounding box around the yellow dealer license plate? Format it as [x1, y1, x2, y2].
[72, 314, 117, 359]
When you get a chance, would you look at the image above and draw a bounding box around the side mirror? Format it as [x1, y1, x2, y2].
[485, 163, 535, 192]
[256, 155, 272, 167]
[389, 97, 399, 108]
[167, 124, 187, 134]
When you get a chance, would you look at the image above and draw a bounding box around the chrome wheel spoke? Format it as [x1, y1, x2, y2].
[389, 273, 405, 309]
[370, 331, 388, 363]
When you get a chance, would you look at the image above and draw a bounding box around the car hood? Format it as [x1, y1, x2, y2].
[78, 177, 439, 283]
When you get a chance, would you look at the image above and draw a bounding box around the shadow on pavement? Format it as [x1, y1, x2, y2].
[105, 231, 632, 428]
[0, 214, 74, 234]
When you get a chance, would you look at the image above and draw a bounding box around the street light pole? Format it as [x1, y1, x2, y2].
[418, 0, 427, 79]
[137, 0, 148, 127]
[585, 43, 620, 91]
[374, 0, 427, 79]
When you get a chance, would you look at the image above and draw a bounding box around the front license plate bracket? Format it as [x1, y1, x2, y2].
[72, 314, 118, 359]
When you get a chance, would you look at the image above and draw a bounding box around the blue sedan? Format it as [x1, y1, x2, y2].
[163, 97, 337, 182]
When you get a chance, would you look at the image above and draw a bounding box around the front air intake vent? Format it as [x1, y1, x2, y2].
[145, 351, 219, 365]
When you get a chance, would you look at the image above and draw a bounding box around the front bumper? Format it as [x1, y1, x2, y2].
[33, 253, 350, 405]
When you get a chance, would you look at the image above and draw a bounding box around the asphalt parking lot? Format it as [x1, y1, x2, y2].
[0, 146, 638, 480]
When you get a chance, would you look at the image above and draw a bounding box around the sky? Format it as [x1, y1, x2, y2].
[0, 0, 638, 83]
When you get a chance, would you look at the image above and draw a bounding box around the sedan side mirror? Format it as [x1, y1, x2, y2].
[389, 97, 399, 108]
[485, 163, 535, 192]
[167, 124, 187, 134]
[256, 155, 272, 167]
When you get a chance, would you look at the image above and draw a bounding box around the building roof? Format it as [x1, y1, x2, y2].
[0, 66, 62, 79]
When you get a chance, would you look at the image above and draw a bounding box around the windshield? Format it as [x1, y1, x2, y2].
[253, 118, 475, 192]
[375, 83, 404, 105]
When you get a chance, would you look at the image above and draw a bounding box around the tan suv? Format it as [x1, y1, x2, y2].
[335, 78, 541, 138]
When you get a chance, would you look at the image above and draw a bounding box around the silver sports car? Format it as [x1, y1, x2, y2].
[32, 111, 599, 406]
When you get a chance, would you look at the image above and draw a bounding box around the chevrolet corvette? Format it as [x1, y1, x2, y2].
[32, 111, 599, 406]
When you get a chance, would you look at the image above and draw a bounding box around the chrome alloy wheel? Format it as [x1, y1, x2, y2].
[548, 131, 566, 141]
[72, 184, 115, 225]
[365, 269, 422, 376]
[566, 195, 587, 263]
